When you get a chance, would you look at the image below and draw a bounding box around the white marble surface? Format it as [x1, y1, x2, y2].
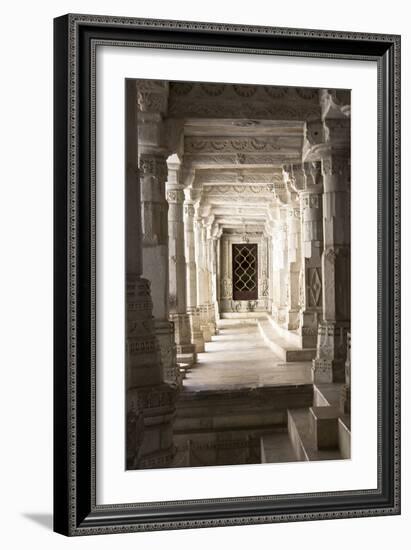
[183, 319, 311, 390]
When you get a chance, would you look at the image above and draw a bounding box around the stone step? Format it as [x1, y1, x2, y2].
[314, 382, 345, 407]
[260, 432, 302, 464]
[220, 312, 267, 320]
[266, 314, 302, 348]
[338, 416, 351, 459]
[177, 352, 196, 366]
[287, 408, 343, 461]
[257, 318, 316, 362]
[175, 384, 313, 433]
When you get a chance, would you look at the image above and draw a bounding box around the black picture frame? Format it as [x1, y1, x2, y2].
[53, 13, 401, 536]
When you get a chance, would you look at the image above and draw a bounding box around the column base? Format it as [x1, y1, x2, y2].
[176, 343, 197, 366]
[126, 275, 163, 388]
[311, 358, 345, 383]
[192, 336, 205, 353]
[340, 384, 351, 414]
[207, 321, 217, 337]
[301, 327, 318, 348]
[300, 311, 321, 348]
[277, 307, 288, 328]
[286, 308, 300, 331]
[154, 319, 179, 386]
[201, 324, 213, 343]
[311, 321, 349, 383]
[170, 313, 197, 366]
[126, 383, 177, 470]
[206, 304, 217, 336]
[187, 307, 205, 353]
[198, 304, 212, 342]
[309, 406, 340, 450]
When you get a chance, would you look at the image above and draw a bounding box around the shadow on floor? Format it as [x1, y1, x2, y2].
[22, 513, 53, 531]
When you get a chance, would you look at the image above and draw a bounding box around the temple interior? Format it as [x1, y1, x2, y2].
[126, 80, 351, 470]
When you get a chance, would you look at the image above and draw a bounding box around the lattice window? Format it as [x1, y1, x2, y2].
[232, 244, 258, 300]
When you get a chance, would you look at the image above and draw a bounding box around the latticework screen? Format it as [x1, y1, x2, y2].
[232, 243, 258, 300]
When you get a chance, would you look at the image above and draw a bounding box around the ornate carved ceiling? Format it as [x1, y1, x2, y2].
[135, 79, 349, 235]
[167, 82, 321, 121]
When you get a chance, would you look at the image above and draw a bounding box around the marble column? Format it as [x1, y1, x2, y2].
[311, 117, 350, 382]
[312, 149, 350, 382]
[266, 231, 273, 314]
[215, 230, 222, 319]
[126, 80, 176, 470]
[207, 222, 220, 330]
[194, 210, 208, 341]
[166, 156, 196, 366]
[299, 161, 324, 348]
[283, 166, 302, 331]
[196, 217, 213, 341]
[137, 82, 178, 386]
[219, 233, 233, 309]
[341, 331, 351, 413]
[259, 234, 270, 309]
[277, 207, 289, 327]
[267, 208, 281, 322]
[184, 186, 205, 352]
[302, 90, 351, 383]
[206, 223, 218, 335]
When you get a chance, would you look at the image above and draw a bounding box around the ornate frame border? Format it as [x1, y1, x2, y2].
[53, 14, 400, 536]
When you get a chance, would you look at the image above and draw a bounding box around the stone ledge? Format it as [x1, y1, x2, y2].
[257, 316, 316, 362]
[309, 406, 340, 450]
[175, 384, 313, 433]
[287, 408, 343, 461]
[260, 432, 301, 464]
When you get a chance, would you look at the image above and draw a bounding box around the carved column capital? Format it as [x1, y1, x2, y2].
[181, 167, 196, 188]
[184, 185, 202, 205]
[323, 118, 350, 148]
[136, 79, 169, 114]
[139, 153, 168, 181]
[320, 88, 351, 120]
[302, 161, 323, 190]
[165, 153, 184, 199]
[302, 119, 326, 161]
[282, 164, 300, 204]
[320, 152, 350, 194]
[166, 188, 185, 204]
[184, 202, 195, 218]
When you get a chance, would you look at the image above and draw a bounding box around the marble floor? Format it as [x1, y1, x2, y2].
[183, 319, 312, 391]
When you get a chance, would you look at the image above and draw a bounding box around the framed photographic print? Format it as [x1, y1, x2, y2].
[53, 14, 401, 536]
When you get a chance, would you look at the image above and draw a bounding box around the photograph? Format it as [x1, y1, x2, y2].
[1, 0, 407, 546]
[52, 12, 400, 535]
[125, 80, 351, 470]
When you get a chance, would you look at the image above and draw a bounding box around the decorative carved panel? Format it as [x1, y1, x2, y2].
[307, 267, 322, 307]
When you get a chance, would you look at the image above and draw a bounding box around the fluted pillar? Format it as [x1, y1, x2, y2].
[126, 80, 176, 470]
[184, 186, 205, 352]
[166, 156, 196, 366]
[137, 82, 178, 386]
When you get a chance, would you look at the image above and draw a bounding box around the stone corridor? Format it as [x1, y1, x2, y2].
[125, 79, 352, 470]
[183, 319, 311, 391]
